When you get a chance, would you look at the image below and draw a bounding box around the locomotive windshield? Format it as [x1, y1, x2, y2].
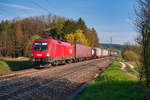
[34, 42, 48, 51]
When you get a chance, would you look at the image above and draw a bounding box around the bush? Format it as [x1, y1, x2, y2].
[24, 35, 41, 57]
[122, 50, 139, 62]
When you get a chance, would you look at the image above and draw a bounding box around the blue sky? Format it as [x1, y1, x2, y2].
[0, 0, 137, 44]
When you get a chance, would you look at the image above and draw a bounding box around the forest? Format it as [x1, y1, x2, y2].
[0, 14, 99, 57]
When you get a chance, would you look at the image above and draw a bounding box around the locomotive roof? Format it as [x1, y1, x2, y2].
[34, 38, 73, 46]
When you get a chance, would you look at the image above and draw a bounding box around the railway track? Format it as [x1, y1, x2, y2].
[0, 57, 114, 100]
[0, 65, 56, 81]
[0, 57, 108, 82]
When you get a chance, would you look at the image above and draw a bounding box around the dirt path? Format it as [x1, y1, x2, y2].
[120, 62, 138, 79]
[120, 62, 126, 70]
[0, 57, 114, 100]
[127, 63, 139, 74]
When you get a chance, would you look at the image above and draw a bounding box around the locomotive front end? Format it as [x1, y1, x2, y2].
[30, 39, 50, 65]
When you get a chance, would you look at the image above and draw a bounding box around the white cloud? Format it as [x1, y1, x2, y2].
[98, 31, 138, 44]
[94, 25, 114, 31]
[125, 18, 134, 26]
[0, 2, 34, 10]
[94, 24, 133, 32]
[92, 24, 138, 44]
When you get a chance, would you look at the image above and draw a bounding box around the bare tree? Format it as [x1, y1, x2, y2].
[135, 0, 150, 88]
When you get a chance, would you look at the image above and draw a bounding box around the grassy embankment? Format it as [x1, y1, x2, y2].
[75, 60, 150, 100]
[133, 64, 140, 73]
[0, 58, 34, 75]
[125, 63, 139, 76]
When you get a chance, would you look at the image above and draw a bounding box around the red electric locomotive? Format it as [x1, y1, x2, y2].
[31, 38, 75, 66]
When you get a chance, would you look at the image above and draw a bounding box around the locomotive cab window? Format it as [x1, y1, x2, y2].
[34, 42, 48, 51]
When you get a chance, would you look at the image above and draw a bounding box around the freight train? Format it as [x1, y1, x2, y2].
[30, 38, 118, 67]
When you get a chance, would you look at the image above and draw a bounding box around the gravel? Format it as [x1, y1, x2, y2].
[0, 57, 114, 100]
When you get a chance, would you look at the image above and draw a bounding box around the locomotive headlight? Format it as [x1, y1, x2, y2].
[46, 53, 49, 57]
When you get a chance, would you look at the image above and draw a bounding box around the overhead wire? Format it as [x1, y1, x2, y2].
[30, 0, 51, 13]
[0, 0, 52, 21]
[0, 7, 18, 16]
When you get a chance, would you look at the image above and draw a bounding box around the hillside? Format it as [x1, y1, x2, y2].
[101, 43, 123, 51]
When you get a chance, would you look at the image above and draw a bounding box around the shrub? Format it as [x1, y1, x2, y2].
[24, 35, 41, 57]
[122, 50, 139, 62]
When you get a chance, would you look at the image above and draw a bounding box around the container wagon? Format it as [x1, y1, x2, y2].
[95, 48, 103, 58]
[102, 49, 109, 57]
[74, 44, 91, 61]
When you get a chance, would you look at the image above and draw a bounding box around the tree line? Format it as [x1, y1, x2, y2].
[0, 14, 99, 57]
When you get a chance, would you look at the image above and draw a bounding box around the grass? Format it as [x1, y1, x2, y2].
[75, 60, 150, 100]
[133, 64, 140, 73]
[115, 55, 122, 62]
[125, 63, 139, 76]
[127, 61, 140, 73]
[0, 58, 34, 75]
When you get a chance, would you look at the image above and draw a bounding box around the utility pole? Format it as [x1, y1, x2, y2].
[110, 36, 112, 56]
[110, 36, 112, 49]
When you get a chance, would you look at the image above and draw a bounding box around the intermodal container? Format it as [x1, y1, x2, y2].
[75, 44, 91, 58]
